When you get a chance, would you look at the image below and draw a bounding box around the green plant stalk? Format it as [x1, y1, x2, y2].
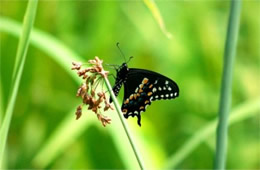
[0, 81, 3, 124]
[11, 4, 38, 83]
[0, 0, 38, 166]
[104, 77, 145, 170]
[214, 0, 242, 169]
[165, 98, 260, 169]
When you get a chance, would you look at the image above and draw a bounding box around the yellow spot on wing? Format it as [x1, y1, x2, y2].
[148, 92, 153, 96]
[124, 99, 129, 104]
[142, 78, 149, 84]
[129, 94, 134, 100]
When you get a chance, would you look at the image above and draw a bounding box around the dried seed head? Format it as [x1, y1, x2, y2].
[91, 89, 95, 97]
[75, 105, 82, 120]
[72, 57, 112, 127]
[83, 74, 88, 79]
[97, 113, 111, 127]
[77, 83, 86, 97]
[72, 62, 82, 70]
[77, 69, 87, 77]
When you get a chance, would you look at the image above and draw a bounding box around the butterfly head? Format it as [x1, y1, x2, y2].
[116, 63, 129, 79]
[109, 62, 129, 103]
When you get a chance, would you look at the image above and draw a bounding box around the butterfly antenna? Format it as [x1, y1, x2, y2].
[127, 56, 134, 64]
[116, 42, 127, 62]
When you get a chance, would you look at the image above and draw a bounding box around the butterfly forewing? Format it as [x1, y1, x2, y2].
[121, 68, 179, 126]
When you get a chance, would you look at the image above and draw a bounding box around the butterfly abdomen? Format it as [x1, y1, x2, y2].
[111, 82, 122, 98]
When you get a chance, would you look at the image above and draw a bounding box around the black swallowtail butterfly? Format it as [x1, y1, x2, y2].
[109, 62, 179, 126]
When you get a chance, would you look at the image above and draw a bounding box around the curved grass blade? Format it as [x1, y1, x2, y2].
[143, 0, 172, 39]
[0, 0, 38, 166]
[165, 98, 260, 169]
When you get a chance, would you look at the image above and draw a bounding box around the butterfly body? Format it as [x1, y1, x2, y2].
[110, 63, 179, 126]
[110, 63, 129, 101]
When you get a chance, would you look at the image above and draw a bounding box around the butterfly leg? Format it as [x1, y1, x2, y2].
[105, 63, 120, 72]
[108, 74, 116, 80]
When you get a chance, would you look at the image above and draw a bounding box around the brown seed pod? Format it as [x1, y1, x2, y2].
[72, 57, 112, 127]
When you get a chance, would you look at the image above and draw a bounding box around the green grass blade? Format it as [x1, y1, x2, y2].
[0, 0, 38, 166]
[164, 98, 260, 169]
[0, 80, 5, 169]
[0, 80, 3, 124]
[143, 0, 172, 39]
[214, 1, 242, 169]
[10, 2, 36, 83]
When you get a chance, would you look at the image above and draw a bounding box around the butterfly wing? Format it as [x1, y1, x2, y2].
[121, 68, 179, 126]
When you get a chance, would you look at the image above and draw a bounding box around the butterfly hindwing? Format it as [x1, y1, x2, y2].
[121, 68, 179, 126]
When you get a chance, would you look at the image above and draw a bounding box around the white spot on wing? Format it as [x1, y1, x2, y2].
[134, 111, 138, 114]
[155, 95, 159, 99]
[165, 81, 169, 85]
[135, 88, 139, 93]
[158, 87, 162, 91]
[154, 80, 158, 84]
[168, 87, 172, 91]
[166, 94, 169, 97]
[163, 87, 166, 90]
[161, 95, 164, 98]
[174, 92, 177, 96]
[170, 93, 173, 97]
[152, 87, 157, 92]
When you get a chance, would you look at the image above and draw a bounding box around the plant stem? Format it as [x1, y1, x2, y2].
[214, 0, 242, 169]
[104, 77, 145, 170]
[165, 98, 259, 169]
[0, 0, 38, 166]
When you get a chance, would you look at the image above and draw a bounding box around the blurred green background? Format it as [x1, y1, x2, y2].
[0, 0, 259, 169]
